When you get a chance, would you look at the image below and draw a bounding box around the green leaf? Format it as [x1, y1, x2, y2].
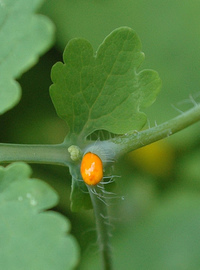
[70, 177, 92, 212]
[0, 163, 79, 270]
[0, 0, 54, 114]
[68, 165, 92, 212]
[50, 27, 161, 138]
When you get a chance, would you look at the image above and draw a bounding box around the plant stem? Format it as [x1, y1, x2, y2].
[111, 103, 200, 157]
[88, 185, 113, 270]
[0, 104, 199, 166]
[0, 143, 71, 166]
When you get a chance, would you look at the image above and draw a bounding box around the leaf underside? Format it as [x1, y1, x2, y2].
[0, 0, 54, 114]
[0, 163, 79, 270]
[50, 27, 161, 139]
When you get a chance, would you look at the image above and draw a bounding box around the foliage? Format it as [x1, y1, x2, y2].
[0, 0, 54, 114]
[0, 0, 79, 269]
[0, 0, 200, 270]
[50, 27, 161, 138]
[0, 163, 79, 270]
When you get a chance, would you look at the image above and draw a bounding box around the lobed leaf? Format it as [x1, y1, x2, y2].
[50, 27, 161, 138]
[0, 163, 79, 269]
[0, 0, 54, 114]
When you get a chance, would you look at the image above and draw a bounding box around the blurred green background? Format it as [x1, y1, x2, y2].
[1, 0, 200, 269]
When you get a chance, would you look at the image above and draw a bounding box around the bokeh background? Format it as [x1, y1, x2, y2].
[1, 1, 200, 269]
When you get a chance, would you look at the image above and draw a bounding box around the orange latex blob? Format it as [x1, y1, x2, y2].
[80, 152, 103, 186]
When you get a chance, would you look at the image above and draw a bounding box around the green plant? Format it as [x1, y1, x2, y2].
[1, 1, 200, 269]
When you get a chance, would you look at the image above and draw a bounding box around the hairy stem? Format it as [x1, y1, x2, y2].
[88, 185, 113, 270]
[0, 143, 71, 166]
[111, 103, 200, 157]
